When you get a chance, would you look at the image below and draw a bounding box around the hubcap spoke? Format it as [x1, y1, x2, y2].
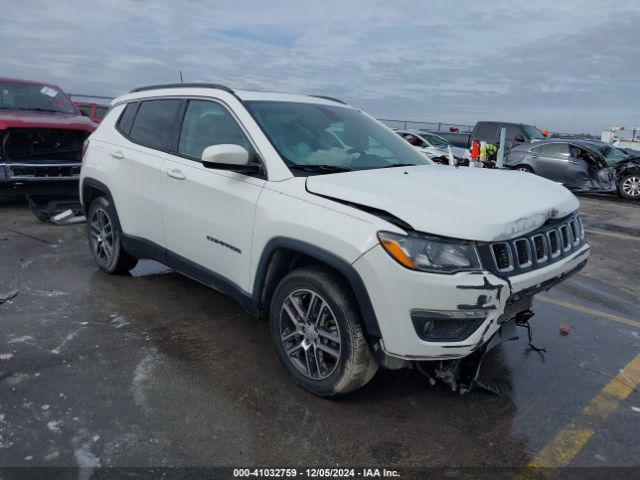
[279, 289, 341, 380]
[316, 341, 340, 359]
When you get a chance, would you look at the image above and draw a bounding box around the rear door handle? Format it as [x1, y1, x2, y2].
[569, 160, 581, 165]
[530, 155, 538, 159]
[165, 168, 186, 180]
[110, 150, 124, 159]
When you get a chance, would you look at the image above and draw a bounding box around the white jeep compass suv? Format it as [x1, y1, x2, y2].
[80, 84, 590, 396]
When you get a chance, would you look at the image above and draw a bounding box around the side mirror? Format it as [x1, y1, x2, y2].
[515, 134, 525, 142]
[201, 144, 260, 173]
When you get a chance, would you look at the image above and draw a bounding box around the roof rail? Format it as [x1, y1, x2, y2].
[129, 83, 235, 94]
[310, 95, 347, 105]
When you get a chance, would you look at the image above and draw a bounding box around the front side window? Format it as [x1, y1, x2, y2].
[129, 99, 180, 151]
[245, 101, 429, 172]
[522, 124, 544, 140]
[178, 100, 251, 160]
[423, 133, 449, 149]
[0, 80, 77, 114]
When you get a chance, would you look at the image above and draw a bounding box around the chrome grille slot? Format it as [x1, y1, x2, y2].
[491, 243, 513, 272]
[560, 225, 571, 251]
[514, 239, 532, 268]
[532, 234, 547, 262]
[547, 230, 561, 258]
[569, 219, 580, 245]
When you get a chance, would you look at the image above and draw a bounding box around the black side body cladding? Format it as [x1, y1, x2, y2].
[81, 178, 382, 337]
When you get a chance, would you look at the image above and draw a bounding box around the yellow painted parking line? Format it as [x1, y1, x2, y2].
[516, 354, 640, 479]
[537, 295, 640, 330]
[584, 228, 640, 242]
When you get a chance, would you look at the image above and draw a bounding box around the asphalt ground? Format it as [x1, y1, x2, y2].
[0, 196, 639, 479]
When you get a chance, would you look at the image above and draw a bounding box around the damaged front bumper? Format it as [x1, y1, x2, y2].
[353, 242, 590, 362]
[0, 162, 81, 198]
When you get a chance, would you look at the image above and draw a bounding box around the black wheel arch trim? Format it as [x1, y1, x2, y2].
[252, 237, 382, 337]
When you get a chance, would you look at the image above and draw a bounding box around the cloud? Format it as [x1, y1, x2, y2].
[1, 0, 638, 132]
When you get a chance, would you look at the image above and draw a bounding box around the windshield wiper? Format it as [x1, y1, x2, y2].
[289, 164, 353, 173]
[378, 163, 420, 169]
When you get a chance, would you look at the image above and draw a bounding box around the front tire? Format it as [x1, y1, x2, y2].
[87, 196, 138, 274]
[618, 174, 640, 200]
[269, 266, 378, 396]
[515, 165, 533, 173]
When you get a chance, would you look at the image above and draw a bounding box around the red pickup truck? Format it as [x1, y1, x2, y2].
[0, 77, 96, 216]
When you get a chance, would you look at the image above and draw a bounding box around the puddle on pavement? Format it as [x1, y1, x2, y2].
[130, 260, 173, 278]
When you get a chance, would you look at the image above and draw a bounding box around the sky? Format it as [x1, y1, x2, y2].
[2, 0, 639, 133]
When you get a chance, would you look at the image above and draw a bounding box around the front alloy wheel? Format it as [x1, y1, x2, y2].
[279, 289, 341, 380]
[620, 175, 640, 200]
[269, 266, 378, 396]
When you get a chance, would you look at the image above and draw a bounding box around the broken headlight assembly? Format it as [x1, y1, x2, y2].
[377, 231, 482, 273]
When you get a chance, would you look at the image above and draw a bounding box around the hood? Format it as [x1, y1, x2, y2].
[0, 111, 96, 132]
[306, 165, 579, 242]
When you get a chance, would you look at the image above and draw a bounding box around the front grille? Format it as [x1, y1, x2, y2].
[548, 230, 560, 257]
[514, 239, 531, 267]
[2, 128, 88, 162]
[8, 164, 81, 179]
[560, 225, 571, 250]
[491, 243, 512, 271]
[532, 234, 546, 261]
[479, 214, 586, 276]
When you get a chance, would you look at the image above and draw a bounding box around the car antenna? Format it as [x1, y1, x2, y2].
[179, 69, 184, 84]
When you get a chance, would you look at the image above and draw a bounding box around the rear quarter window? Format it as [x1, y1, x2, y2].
[128, 99, 181, 151]
[116, 102, 138, 136]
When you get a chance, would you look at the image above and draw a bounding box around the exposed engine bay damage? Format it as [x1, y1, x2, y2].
[2, 128, 87, 162]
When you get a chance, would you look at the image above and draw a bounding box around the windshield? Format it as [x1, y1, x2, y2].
[244, 101, 430, 172]
[0, 81, 77, 114]
[422, 133, 449, 149]
[599, 145, 628, 166]
[522, 124, 544, 140]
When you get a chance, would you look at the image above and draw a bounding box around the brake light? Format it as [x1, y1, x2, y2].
[82, 139, 90, 159]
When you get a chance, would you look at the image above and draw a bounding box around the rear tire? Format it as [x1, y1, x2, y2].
[515, 165, 533, 173]
[87, 196, 138, 274]
[269, 266, 378, 396]
[618, 174, 640, 200]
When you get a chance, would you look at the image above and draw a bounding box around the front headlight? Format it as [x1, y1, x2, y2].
[377, 231, 482, 273]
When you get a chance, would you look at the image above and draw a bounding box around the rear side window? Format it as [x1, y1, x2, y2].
[475, 123, 498, 139]
[116, 102, 138, 136]
[129, 99, 181, 151]
[531, 143, 570, 157]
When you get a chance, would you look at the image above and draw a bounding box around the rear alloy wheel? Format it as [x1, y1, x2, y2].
[619, 174, 640, 200]
[87, 196, 138, 274]
[270, 266, 378, 396]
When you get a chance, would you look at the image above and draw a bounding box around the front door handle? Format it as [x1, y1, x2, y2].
[165, 168, 186, 180]
[110, 150, 124, 159]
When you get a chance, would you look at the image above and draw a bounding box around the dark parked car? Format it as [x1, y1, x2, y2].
[505, 139, 617, 193]
[422, 121, 545, 149]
